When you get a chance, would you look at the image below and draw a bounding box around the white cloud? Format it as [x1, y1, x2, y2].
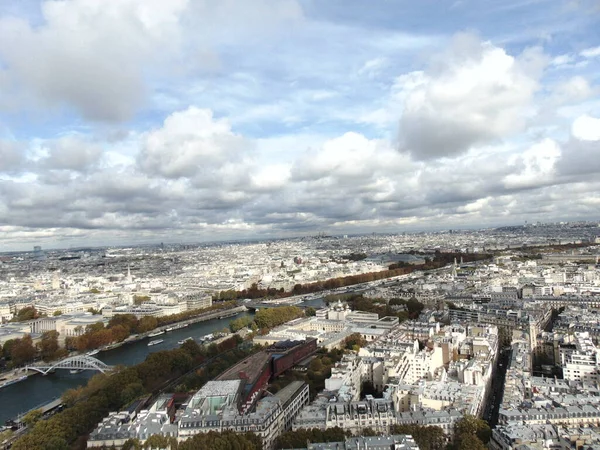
[572, 114, 600, 141]
[0, 0, 188, 121]
[580, 46, 600, 58]
[399, 33, 546, 160]
[138, 107, 249, 179]
[504, 139, 561, 189]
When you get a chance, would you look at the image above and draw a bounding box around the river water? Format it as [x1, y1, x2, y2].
[0, 311, 253, 425]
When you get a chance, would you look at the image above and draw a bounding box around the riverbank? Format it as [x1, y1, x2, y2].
[0, 304, 248, 386]
[0, 309, 254, 425]
[95, 305, 248, 353]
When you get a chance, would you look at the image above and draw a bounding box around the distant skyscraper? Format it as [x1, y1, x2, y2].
[33, 245, 45, 261]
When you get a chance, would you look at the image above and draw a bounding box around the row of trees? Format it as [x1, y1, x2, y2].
[12, 335, 256, 450]
[275, 427, 347, 449]
[1, 331, 67, 367]
[120, 430, 262, 450]
[64, 301, 238, 352]
[253, 306, 305, 330]
[213, 252, 493, 303]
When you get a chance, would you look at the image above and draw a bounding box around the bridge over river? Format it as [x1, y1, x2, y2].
[25, 355, 113, 376]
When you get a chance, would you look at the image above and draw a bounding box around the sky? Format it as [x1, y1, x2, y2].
[0, 0, 599, 251]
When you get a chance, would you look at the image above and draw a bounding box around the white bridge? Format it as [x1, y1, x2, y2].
[25, 355, 113, 375]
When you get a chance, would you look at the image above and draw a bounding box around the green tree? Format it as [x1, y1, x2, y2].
[343, 333, 367, 351]
[275, 427, 348, 449]
[305, 307, 317, 316]
[38, 330, 62, 362]
[454, 415, 491, 444]
[122, 439, 143, 450]
[2, 339, 16, 359]
[229, 315, 253, 332]
[254, 306, 304, 329]
[450, 415, 491, 450]
[133, 295, 151, 305]
[52, 310, 62, 316]
[12, 306, 38, 322]
[22, 409, 43, 427]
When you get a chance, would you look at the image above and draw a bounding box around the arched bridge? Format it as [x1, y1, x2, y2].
[26, 355, 113, 375]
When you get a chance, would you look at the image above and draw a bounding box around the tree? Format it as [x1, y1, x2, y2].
[53, 310, 62, 316]
[229, 315, 253, 332]
[454, 415, 491, 444]
[111, 324, 130, 342]
[275, 427, 348, 449]
[305, 307, 317, 317]
[122, 439, 143, 450]
[22, 409, 43, 427]
[38, 330, 62, 362]
[12, 306, 38, 322]
[343, 333, 367, 351]
[133, 295, 151, 305]
[138, 316, 158, 333]
[143, 434, 174, 449]
[450, 415, 491, 450]
[11, 335, 36, 366]
[179, 431, 261, 450]
[2, 339, 17, 359]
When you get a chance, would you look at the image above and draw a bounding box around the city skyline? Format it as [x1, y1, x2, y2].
[0, 0, 599, 251]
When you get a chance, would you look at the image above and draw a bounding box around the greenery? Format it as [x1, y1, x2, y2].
[133, 295, 151, 305]
[305, 307, 317, 316]
[213, 252, 493, 303]
[253, 306, 304, 330]
[269, 348, 344, 401]
[12, 335, 253, 450]
[64, 302, 238, 352]
[11, 306, 39, 322]
[52, 310, 62, 316]
[341, 253, 368, 261]
[448, 415, 491, 450]
[4, 334, 36, 367]
[324, 294, 424, 324]
[343, 332, 367, 352]
[21, 409, 43, 428]
[229, 315, 254, 332]
[275, 427, 348, 449]
[38, 330, 68, 362]
[179, 431, 263, 450]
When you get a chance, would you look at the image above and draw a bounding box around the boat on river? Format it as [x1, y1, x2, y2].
[148, 339, 164, 347]
[148, 330, 165, 338]
[0, 375, 27, 390]
[178, 337, 193, 345]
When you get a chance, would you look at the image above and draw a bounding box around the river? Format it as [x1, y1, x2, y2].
[0, 311, 253, 425]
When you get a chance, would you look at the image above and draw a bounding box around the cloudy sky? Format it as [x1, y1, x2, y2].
[0, 0, 599, 251]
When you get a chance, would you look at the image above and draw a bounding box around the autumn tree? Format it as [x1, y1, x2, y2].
[10, 334, 36, 366]
[138, 316, 158, 333]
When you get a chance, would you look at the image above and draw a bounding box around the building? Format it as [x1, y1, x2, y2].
[178, 380, 309, 449]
